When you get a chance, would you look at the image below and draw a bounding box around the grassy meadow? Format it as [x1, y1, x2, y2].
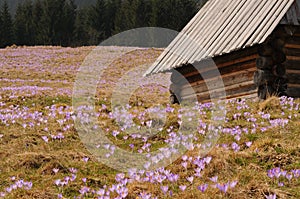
[0, 46, 299, 199]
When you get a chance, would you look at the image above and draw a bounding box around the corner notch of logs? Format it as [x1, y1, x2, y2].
[254, 26, 293, 100]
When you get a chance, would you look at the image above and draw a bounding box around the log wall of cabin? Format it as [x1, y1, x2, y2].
[170, 25, 300, 104]
[284, 29, 300, 98]
[170, 47, 258, 103]
[254, 25, 300, 99]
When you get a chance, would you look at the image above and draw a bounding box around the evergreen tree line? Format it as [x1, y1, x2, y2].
[0, 0, 201, 48]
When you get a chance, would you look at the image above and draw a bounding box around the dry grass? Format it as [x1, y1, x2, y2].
[0, 46, 300, 198]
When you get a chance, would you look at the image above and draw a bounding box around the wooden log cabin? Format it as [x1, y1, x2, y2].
[144, 0, 300, 103]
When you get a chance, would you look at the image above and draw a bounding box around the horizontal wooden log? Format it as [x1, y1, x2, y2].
[224, 83, 257, 98]
[284, 59, 300, 70]
[285, 43, 300, 49]
[181, 80, 255, 101]
[182, 65, 256, 89]
[180, 60, 256, 86]
[286, 70, 300, 84]
[181, 69, 255, 96]
[288, 83, 300, 88]
[256, 56, 274, 69]
[286, 86, 300, 98]
[227, 92, 258, 101]
[286, 36, 300, 46]
[283, 47, 300, 57]
[187, 91, 258, 104]
[193, 84, 257, 102]
[286, 55, 300, 61]
[177, 54, 258, 79]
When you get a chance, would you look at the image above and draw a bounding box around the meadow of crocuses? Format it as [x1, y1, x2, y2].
[0, 46, 299, 199]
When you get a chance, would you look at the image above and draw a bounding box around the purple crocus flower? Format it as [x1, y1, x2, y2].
[231, 142, 240, 152]
[82, 157, 89, 163]
[52, 168, 59, 174]
[209, 176, 218, 183]
[41, 136, 49, 143]
[273, 168, 281, 178]
[286, 173, 293, 181]
[186, 176, 194, 183]
[181, 161, 188, 169]
[160, 186, 169, 194]
[179, 185, 187, 191]
[115, 173, 125, 182]
[117, 186, 128, 198]
[197, 184, 208, 193]
[245, 141, 252, 148]
[167, 174, 179, 182]
[139, 191, 152, 199]
[229, 181, 238, 188]
[54, 179, 61, 186]
[79, 186, 90, 195]
[216, 183, 229, 193]
[278, 182, 284, 187]
[69, 168, 78, 173]
[265, 194, 276, 199]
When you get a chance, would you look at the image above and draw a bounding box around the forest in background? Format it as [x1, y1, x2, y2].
[0, 0, 205, 48]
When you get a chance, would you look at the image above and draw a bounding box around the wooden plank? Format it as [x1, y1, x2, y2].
[287, 69, 300, 74]
[229, 92, 258, 100]
[223, 0, 263, 53]
[210, 0, 259, 55]
[284, 47, 300, 56]
[285, 43, 300, 48]
[179, 60, 256, 86]
[286, 55, 300, 61]
[186, 0, 246, 63]
[181, 80, 255, 101]
[181, 68, 256, 95]
[286, 71, 300, 84]
[284, 59, 300, 70]
[254, 1, 294, 44]
[169, 0, 233, 68]
[244, 0, 281, 45]
[286, 36, 300, 45]
[287, 87, 300, 97]
[182, 91, 257, 104]
[177, 53, 257, 78]
[184, 85, 257, 102]
[203, 0, 253, 57]
[214, 46, 258, 65]
[288, 83, 300, 88]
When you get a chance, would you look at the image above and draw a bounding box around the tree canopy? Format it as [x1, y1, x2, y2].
[0, 0, 204, 48]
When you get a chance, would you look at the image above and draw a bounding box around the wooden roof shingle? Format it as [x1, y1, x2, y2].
[145, 0, 300, 76]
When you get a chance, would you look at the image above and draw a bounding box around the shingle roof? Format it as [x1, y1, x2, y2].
[145, 0, 299, 76]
